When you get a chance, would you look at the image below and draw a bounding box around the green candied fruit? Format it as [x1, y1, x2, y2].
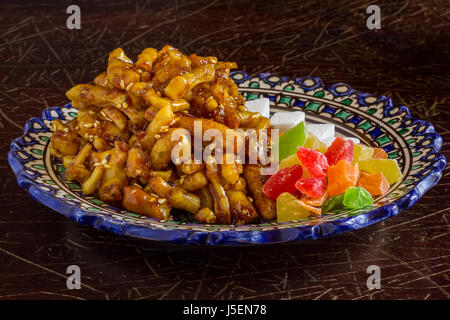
[273, 121, 308, 161]
[322, 193, 345, 213]
[343, 187, 374, 209]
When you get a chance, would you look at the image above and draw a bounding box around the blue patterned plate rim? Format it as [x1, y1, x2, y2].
[7, 72, 447, 245]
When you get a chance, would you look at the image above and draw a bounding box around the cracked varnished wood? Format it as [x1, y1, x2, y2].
[0, 0, 449, 300]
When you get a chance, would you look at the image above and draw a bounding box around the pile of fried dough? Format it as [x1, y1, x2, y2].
[50, 45, 276, 225]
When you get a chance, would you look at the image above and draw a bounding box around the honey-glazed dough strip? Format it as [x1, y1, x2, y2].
[147, 176, 200, 214]
[140, 104, 175, 151]
[206, 162, 231, 224]
[243, 164, 276, 220]
[164, 64, 216, 100]
[123, 185, 172, 219]
[66, 84, 127, 108]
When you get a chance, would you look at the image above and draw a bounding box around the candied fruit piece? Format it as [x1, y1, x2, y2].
[343, 186, 374, 209]
[352, 144, 374, 165]
[302, 191, 329, 207]
[273, 121, 307, 161]
[295, 176, 326, 199]
[371, 147, 388, 159]
[262, 164, 303, 200]
[279, 154, 311, 177]
[297, 147, 329, 178]
[298, 200, 322, 215]
[324, 136, 354, 166]
[276, 192, 310, 222]
[358, 159, 402, 184]
[357, 172, 390, 196]
[327, 160, 359, 196]
[321, 193, 345, 213]
[303, 132, 328, 153]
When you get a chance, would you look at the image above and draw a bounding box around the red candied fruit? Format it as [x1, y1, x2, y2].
[295, 176, 327, 199]
[324, 136, 354, 166]
[262, 164, 303, 200]
[297, 147, 329, 177]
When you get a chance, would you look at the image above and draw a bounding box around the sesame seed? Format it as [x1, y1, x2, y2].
[63, 127, 69, 133]
[154, 134, 161, 139]
[158, 198, 166, 204]
[120, 80, 125, 90]
[126, 83, 134, 91]
[83, 123, 93, 128]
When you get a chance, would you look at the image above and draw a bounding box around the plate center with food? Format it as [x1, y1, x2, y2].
[8, 45, 445, 245]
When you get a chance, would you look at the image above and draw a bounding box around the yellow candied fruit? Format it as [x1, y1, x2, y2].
[304, 132, 328, 153]
[276, 192, 310, 223]
[352, 144, 374, 165]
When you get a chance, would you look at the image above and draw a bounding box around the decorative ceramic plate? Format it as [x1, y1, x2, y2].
[8, 72, 446, 245]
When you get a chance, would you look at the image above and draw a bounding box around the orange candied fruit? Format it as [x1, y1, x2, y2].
[327, 160, 359, 196]
[357, 172, 390, 196]
[372, 147, 388, 159]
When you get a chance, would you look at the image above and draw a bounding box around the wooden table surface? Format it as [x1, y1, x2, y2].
[0, 0, 449, 300]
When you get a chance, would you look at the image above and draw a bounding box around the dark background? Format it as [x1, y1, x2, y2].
[0, 0, 449, 300]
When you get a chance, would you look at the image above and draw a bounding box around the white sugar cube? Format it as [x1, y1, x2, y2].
[270, 111, 305, 132]
[307, 123, 335, 143]
[245, 98, 270, 119]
